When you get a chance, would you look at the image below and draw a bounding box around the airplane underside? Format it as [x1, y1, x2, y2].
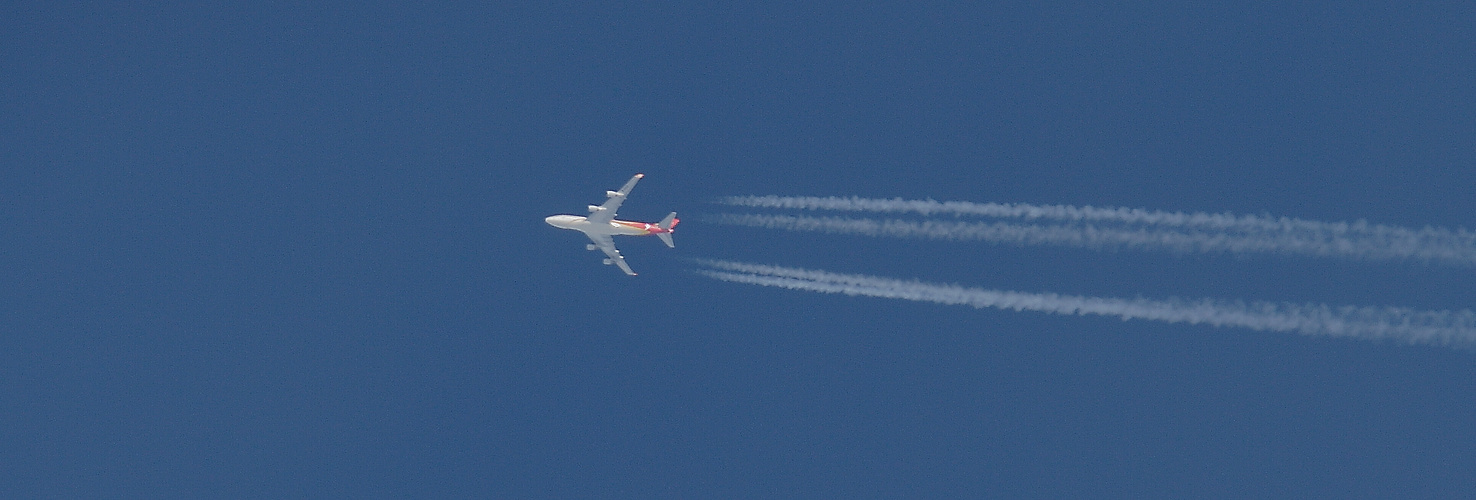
[544, 174, 677, 275]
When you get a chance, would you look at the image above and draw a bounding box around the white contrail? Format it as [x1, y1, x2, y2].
[716, 196, 1476, 265]
[708, 213, 1476, 265]
[693, 259, 1476, 347]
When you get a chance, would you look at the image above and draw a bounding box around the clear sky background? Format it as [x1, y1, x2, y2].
[4, 2, 1475, 498]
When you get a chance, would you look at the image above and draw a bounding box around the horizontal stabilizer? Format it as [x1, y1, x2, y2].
[657, 212, 677, 248]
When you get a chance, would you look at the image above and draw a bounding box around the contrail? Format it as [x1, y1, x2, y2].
[716, 196, 1476, 265]
[707, 213, 1476, 265]
[693, 259, 1476, 348]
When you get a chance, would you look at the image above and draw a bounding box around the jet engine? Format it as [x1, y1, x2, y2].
[602, 258, 614, 265]
[586, 244, 598, 251]
[588, 205, 606, 213]
[606, 190, 620, 198]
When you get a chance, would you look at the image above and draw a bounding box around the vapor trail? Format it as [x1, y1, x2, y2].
[717, 196, 1476, 265]
[693, 259, 1476, 347]
[708, 213, 1476, 265]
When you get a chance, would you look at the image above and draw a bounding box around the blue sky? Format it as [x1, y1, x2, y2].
[4, 2, 1475, 497]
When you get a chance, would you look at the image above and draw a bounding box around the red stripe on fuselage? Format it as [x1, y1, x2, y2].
[613, 220, 668, 234]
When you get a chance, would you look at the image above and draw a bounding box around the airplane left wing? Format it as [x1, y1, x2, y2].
[586, 233, 636, 275]
[586, 173, 643, 225]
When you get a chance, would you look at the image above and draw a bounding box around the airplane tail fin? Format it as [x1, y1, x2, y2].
[656, 212, 678, 248]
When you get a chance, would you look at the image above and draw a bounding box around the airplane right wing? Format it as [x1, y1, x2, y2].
[586, 233, 636, 275]
[586, 173, 643, 225]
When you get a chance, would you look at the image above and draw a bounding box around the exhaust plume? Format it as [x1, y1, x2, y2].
[708, 212, 1476, 265]
[693, 259, 1476, 348]
[715, 196, 1476, 265]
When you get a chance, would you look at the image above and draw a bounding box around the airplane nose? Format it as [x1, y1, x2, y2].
[545, 214, 584, 229]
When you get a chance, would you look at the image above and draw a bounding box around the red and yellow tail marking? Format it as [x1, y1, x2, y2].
[614, 220, 675, 234]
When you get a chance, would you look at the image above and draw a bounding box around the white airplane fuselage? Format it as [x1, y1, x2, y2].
[544, 215, 667, 237]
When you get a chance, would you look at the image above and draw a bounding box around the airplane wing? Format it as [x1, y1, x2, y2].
[586, 173, 643, 225]
[586, 233, 636, 275]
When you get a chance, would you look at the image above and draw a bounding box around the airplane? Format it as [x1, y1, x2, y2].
[544, 173, 678, 275]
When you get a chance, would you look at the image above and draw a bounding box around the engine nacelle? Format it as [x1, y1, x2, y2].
[602, 258, 614, 265]
[588, 205, 606, 213]
[606, 190, 621, 198]
[586, 244, 598, 251]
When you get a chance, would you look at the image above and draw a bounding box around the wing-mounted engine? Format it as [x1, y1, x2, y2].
[588, 205, 607, 214]
[606, 190, 621, 198]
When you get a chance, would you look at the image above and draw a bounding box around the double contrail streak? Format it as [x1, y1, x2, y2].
[715, 196, 1476, 265]
[710, 213, 1401, 257]
[693, 259, 1476, 347]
